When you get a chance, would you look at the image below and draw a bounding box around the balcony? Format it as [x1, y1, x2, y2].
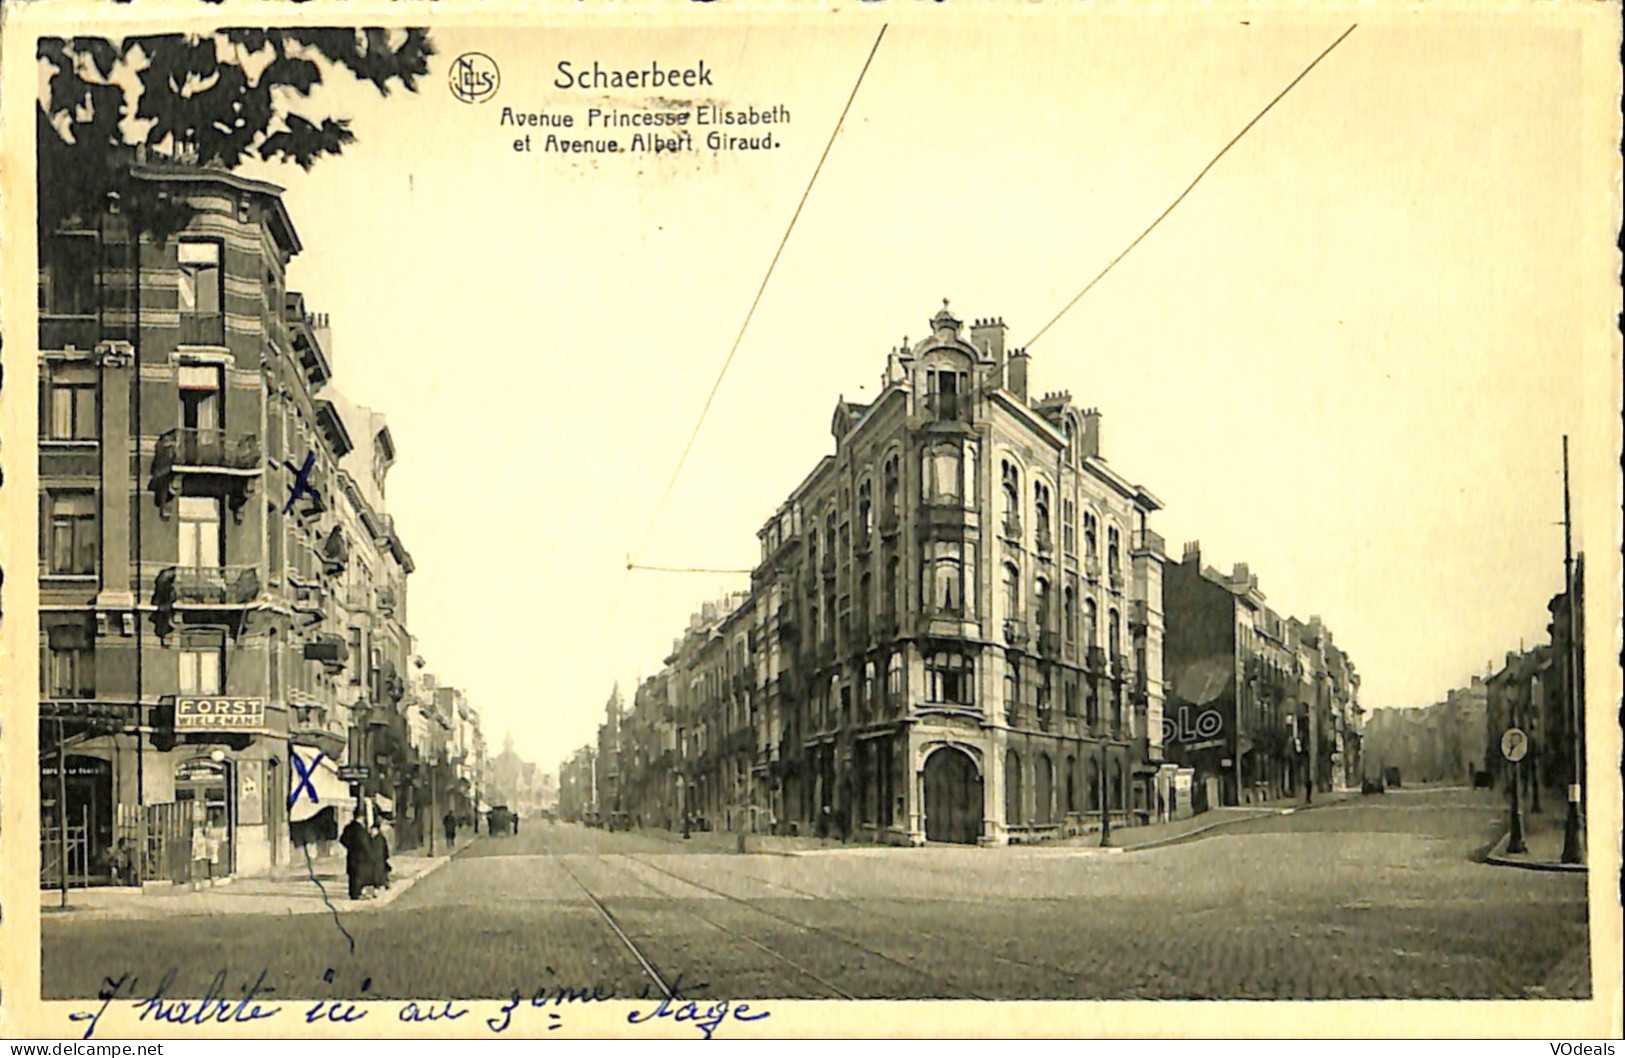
[155, 428, 261, 475]
[875, 613, 898, 641]
[154, 565, 261, 608]
[177, 312, 226, 347]
[303, 633, 350, 674]
[1131, 528, 1166, 558]
[1086, 645, 1107, 673]
[1038, 630, 1061, 657]
[1001, 515, 1022, 542]
[1003, 618, 1029, 647]
[922, 391, 970, 424]
[1084, 554, 1102, 583]
[821, 552, 837, 578]
[1110, 651, 1125, 678]
[1035, 526, 1054, 556]
[879, 509, 901, 538]
[376, 585, 397, 617]
[1108, 570, 1125, 595]
[291, 704, 348, 759]
[1129, 599, 1149, 630]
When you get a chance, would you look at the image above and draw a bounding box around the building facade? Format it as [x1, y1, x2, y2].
[36, 161, 455, 887]
[567, 305, 1178, 845]
[1161, 543, 1360, 810]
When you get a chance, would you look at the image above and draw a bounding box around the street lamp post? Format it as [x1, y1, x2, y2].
[1098, 741, 1112, 848]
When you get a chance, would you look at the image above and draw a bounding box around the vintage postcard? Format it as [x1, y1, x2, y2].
[2, 0, 1621, 1042]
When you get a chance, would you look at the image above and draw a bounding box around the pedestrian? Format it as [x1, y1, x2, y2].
[443, 809, 458, 847]
[340, 810, 370, 900]
[369, 819, 392, 891]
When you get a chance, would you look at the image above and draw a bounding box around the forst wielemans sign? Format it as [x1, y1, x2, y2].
[176, 697, 266, 733]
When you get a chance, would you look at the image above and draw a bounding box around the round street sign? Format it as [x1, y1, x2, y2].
[1501, 727, 1529, 763]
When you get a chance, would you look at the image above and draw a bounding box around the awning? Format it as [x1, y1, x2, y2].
[287, 747, 351, 823]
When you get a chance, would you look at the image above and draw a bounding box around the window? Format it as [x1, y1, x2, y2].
[40, 231, 98, 316]
[924, 444, 961, 503]
[48, 492, 97, 574]
[180, 637, 225, 695]
[1004, 658, 1020, 716]
[1108, 526, 1121, 580]
[179, 365, 222, 433]
[924, 540, 965, 615]
[886, 651, 904, 707]
[928, 368, 965, 420]
[882, 456, 900, 522]
[1062, 499, 1076, 556]
[862, 662, 876, 718]
[1063, 586, 1077, 644]
[1084, 513, 1098, 558]
[1003, 563, 1021, 623]
[1064, 678, 1079, 717]
[48, 365, 98, 440]
[1109, 608, 1122, 660]
[926, 650, 973, 705]
[1034, 483, 1052, 550]
[177, 496, 223, 569]
[1000, 461, 1020, 533]
[884, 555, 900, 618]
[349, 627, 363, 685]
[1034, 577, 1051, 630]
[1085, 598, 1099, 647]
[46, 625, 95, 699]
[857, 480, 873, 544]
[177, 240, 223, 343]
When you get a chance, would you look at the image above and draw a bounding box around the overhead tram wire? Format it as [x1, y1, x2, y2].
[589, 26, 888, 659]
[1024, 23, 1358, 350]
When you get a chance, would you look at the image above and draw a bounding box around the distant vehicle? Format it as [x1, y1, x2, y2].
[487, 804, 515, 835]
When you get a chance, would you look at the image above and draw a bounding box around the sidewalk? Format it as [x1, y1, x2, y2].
[1048, 787, 1358, 852]
[39, 834, 476, 921]
[1484, 806, 1588, 873]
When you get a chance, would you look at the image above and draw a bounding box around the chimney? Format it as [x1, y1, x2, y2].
[1182, 540, 1201, 566]
[1007, 347, 1030, 404]
[1078, 407, 1102, 459]
[1232, 562, 1250, 586]
[971, 317, 1008, 392]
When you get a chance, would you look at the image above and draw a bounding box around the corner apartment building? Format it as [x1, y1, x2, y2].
[37, 161, 421, 886]
[574, 304, 1175, 845]
[1161, 543, 1360, 810]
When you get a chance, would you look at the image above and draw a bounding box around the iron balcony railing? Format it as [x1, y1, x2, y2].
[157, 564, 261, 606]
[1131, 528, 1166, 558]
[155, 428, 261, 473]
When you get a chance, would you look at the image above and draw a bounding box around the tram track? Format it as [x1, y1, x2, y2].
[534, 831, 673, 1001]
[619, 853, 987, 999]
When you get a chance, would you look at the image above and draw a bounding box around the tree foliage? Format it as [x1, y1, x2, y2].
[38, 28, 435, 238]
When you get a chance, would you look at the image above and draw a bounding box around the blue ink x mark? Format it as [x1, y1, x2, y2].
[282, 451, 320, 515]
[289, 749, 326, 811]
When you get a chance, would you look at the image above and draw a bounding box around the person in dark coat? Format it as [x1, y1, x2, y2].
[340, 813, 370, 900]
[443, 810, 458, 846]
[369, 820, 392, 891]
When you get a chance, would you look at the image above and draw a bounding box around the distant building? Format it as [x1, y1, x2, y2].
[1162, 543, 1360, 809]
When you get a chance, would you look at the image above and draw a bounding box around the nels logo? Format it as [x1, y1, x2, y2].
[450, 52, 500, 104]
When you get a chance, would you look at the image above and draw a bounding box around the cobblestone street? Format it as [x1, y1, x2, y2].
[41, 788, 1590, 1002]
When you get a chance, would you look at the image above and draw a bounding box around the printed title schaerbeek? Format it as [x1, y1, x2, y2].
[554, 59, 714, 89]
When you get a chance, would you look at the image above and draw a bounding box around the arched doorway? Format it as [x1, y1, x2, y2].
[923, 747, 982, 844]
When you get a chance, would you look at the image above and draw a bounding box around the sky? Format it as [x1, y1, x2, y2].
[158, 10, 1625, 772]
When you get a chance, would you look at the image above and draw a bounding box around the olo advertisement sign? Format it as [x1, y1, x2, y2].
[1161, 705, 1226, 752]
